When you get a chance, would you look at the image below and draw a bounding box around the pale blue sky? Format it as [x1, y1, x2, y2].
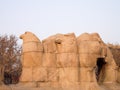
[0, 0, 120, 44]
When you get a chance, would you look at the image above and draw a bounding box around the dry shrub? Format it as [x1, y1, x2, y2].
[0, 35, 22, 84]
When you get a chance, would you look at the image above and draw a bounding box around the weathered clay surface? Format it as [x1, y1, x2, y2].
[20, 32, 44, 82]
[117, 68, 120, 83]
[19, 32, 120, 90]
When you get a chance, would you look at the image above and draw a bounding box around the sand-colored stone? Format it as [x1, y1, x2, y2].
[42, 36, 56, 53]
[77, 33, 119, 90]
[20, 32, 43, 83]
[99, 48, 118, 83]
[18, 82, 37, 88]
[22, 52, 43, 67]
[91, 33, 102, 41]
[47, 68, 59, 82]
[42, 33, 77, 53]
[57, 53, 78, 67]
[42, 53, 56, 67]
[20, 32, 41, 43]
[55, 33, 77, 53]
[59, 67, 79, 88]
[37, 82, 51, 87]
[33, 67, 47, 82]
[19, 32, 120, 90]
[79, 67, 96, 82]
[101, 58, 117, 83]
[22, 42, 43, 52]
[20, 67, 33, 82]
[59, 67, 79, 83]
[77, 33, 101, 90]
[79, 53, 98, 67]
[77, 41, 101, 54]
[117, 68, 120, 83]
[20, 32, 43, 67]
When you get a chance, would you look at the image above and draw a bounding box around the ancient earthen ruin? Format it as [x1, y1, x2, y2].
[19, 32, 120, 90]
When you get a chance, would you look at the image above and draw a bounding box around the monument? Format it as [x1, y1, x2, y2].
[19, 31, 120, 90]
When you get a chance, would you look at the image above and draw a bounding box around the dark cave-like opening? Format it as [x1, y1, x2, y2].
[96, 58, 106, 81]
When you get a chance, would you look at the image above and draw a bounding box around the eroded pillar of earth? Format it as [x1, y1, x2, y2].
[77, 33, 107, 90]
[20, 32, 44, 86]
[41, 35, 58, 87]
[55, 33, 79, 87]
[42, 33, 79, 88]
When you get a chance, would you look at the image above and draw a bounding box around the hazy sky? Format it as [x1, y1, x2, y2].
[0, 0, 120, 44]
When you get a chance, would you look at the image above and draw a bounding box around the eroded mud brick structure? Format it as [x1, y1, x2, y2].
[19, 31, 120, 90]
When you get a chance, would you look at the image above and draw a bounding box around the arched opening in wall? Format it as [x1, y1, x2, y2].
[95, 58, 106, 82]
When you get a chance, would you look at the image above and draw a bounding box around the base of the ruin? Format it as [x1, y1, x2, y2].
[0, 82, 120, 90]
[10, 82, 120, 90]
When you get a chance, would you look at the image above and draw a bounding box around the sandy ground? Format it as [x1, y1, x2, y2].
[0, 83, 120, 90]
[0, 85, 82, 90]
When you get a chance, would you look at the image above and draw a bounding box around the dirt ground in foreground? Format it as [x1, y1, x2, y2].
[0, 83, 120, 90]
